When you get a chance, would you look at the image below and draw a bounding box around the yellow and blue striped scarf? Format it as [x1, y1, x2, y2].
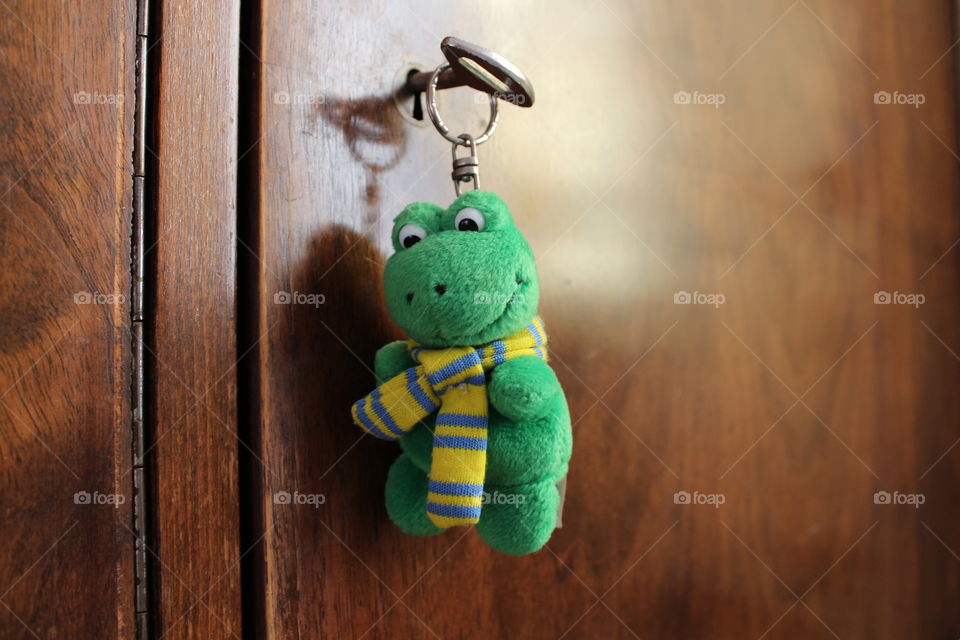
[351, 317, 547, 528]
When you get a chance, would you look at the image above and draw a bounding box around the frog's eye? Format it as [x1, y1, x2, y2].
[454, 207, 486, 232]
[398, 224, 428, 249]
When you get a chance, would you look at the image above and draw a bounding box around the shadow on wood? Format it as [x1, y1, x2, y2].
[314, 96, 407, 227]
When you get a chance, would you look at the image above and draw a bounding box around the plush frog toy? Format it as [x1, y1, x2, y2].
[351, 190, 572, 555]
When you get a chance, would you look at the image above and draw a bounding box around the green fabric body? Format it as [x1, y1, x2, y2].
[375, 191, 573, 555]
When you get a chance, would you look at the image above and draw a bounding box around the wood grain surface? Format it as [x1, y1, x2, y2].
[148, 0, 243, 637]
[0, 1, 137, 638]
[4, 0, 959, 639]
[241, 1, 960, 638]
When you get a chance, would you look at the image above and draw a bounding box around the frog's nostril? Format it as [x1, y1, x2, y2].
[405, 292, 414, 304]
[434, 284, 447, 296]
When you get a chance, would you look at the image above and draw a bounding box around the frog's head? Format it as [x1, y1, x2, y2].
[383, 191, 539, 347]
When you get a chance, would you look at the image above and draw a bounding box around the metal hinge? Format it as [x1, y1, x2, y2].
[131, 0, 151, 637]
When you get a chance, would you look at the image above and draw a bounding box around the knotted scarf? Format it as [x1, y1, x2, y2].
[351, 317, 547, 528]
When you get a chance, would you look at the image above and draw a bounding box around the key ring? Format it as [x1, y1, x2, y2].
[426, 63, 499, 146]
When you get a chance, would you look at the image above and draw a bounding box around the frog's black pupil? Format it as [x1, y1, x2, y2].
[458, 218, 479, 231]
[402, 235, 420, 248]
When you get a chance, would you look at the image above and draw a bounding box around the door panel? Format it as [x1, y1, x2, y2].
[0, 1, 136, 638]
[244, 1, 960, 638]
[149, 1, 243, 638]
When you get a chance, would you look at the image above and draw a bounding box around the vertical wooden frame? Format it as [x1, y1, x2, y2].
[148, 0, 243, 637]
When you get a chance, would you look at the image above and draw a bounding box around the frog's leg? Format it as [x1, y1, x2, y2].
[476, 478, 559, 555]
[385, 453, 443, 537]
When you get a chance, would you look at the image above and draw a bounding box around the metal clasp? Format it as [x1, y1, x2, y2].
[451, 134, 479, 195]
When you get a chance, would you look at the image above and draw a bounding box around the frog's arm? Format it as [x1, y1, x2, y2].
[374, 340, 416, 384]
[488, 355, 563, 422]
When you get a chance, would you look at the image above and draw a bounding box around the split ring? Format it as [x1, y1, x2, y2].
[425, 63, 499, 146]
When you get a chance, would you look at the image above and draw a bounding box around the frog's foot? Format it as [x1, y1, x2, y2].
[385, 454, 443, 537]
[476, 478, 559, 555]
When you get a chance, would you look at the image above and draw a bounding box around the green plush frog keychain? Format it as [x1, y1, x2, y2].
[351, 41, 571, 554]
[352, 190, 572, 555]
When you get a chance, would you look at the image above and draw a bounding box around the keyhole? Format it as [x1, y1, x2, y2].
[406, 69, 424, 121]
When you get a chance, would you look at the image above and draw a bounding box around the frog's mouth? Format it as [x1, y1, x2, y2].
[386, 234, 538, 347]
[438, 276, 528, 345]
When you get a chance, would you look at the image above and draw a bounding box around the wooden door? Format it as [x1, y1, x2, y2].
[3, 1, 960, 639]
[1, 0, 247, 638]
[0, 1, 137, 638]
[241, 0, 960, 638]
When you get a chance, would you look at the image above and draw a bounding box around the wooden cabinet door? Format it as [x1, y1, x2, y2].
[240, 1, 960, 638]
[4, 1, 960, 639]
[0, 1, 137, 638]
[1, 1, 246, 638]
